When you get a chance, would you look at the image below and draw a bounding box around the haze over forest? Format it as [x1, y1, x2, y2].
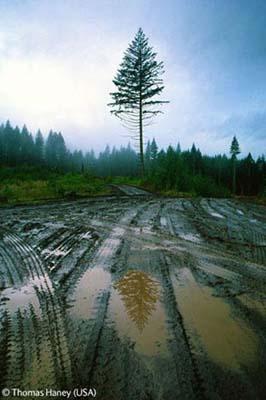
[1, 0, 266, 157]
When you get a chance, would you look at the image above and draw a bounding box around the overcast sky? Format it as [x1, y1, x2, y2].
[0, 0, 265, 157]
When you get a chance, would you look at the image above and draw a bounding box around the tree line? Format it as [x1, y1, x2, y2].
[0, 120, 265, 196]
[0, 120, 139, 175]
[145, 138, 265, 196]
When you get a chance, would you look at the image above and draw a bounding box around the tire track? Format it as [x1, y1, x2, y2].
[66, 207, 142, 389]
[0, 229, 73, 390]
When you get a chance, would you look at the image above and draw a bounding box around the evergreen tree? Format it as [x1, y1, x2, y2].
[35, 130, 44, 163]
[150, 138, 158, 160]
[256, 155, 266, 195]
[85, 150, 96, 172]
[4, 121, 15, 165]
[176, 142, 181, 154]
[244, 153, 254, 195]
[0, 123, 4, 164]
[191, 143, 197, 175]
[230, 136, 241, 194]
[72, 150, 84, 172]
[145, 140, 151, 172]
[45, 130, 56, 167]
[108, 28, 168, 175]
[20, 124, 34, 164]
[13, 126, 21, 165]
[56, 132, 67, 169]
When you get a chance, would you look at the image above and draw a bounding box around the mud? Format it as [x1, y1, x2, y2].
[0, 189, 265, 399]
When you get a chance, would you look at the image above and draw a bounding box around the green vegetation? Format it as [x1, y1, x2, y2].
[142, 142, 263, 198]
[0, 120, 265, 205]
[0, 167, 111, 204]
[142, 174, 230, 198]
[108, 176, 143, 186]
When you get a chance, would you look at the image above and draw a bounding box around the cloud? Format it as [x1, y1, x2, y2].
[215, 111, 266, 140]
[0, 24, 127, 151]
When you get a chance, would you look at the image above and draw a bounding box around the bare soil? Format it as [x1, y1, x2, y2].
[0, 186, 265, 399]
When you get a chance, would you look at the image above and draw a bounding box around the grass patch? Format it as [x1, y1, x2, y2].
[0, 167, 111, 205]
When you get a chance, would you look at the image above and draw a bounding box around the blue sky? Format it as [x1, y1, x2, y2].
[0, 0, 265, 157]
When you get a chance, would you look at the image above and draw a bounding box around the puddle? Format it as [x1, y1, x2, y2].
[81, 231, 93, 240]
[173, 268, 258, 371]
[0, 274, 72, 388]
[110, 270, 170, 356]
[160, 217, 167, 227]
[179, 233, 202, 243]
[42, 248, 71, 259]
[202, 201, 225, 219]
[210, 212, 224, 219]
[1, 274, 51, 314]
[70, 267, 111, 319]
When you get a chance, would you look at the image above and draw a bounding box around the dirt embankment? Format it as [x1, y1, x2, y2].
[0, 194, 265, 400]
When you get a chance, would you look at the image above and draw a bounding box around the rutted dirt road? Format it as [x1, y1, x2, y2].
[0, 187, 265, 399]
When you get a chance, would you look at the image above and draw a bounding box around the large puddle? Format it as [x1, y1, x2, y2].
[1, 273, 52, 315]
[110, 270, 170, 356]
[173, 268, 258, 371]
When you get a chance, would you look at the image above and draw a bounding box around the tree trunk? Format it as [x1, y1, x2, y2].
[139, 98, 145, 176]
[232, 159, 236, 194]
[248, 166, 251, 195]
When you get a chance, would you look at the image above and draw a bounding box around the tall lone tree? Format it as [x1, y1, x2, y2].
[230, 136, 241, 194]
[108, 28, 168, 175]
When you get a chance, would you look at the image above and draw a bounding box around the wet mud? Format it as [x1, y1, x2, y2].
[0, 191, 265, 399]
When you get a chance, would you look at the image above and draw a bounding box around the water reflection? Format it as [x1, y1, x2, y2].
[114, 270, 160, 331]
[0, 231, 72, 389]
[173, 268, 258, 371]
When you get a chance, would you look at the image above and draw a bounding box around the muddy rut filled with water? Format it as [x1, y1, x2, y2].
[0, 189, 266, 399]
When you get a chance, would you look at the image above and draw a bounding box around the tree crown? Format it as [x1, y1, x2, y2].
[108, 28, 168, 129]
[230, 136, 241, 158]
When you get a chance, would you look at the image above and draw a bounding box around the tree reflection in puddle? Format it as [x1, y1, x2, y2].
[110, 270, 170, 357]
[114, 270, 160, 332]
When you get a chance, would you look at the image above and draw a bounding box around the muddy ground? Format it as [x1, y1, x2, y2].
[0, 186, 265, 400]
